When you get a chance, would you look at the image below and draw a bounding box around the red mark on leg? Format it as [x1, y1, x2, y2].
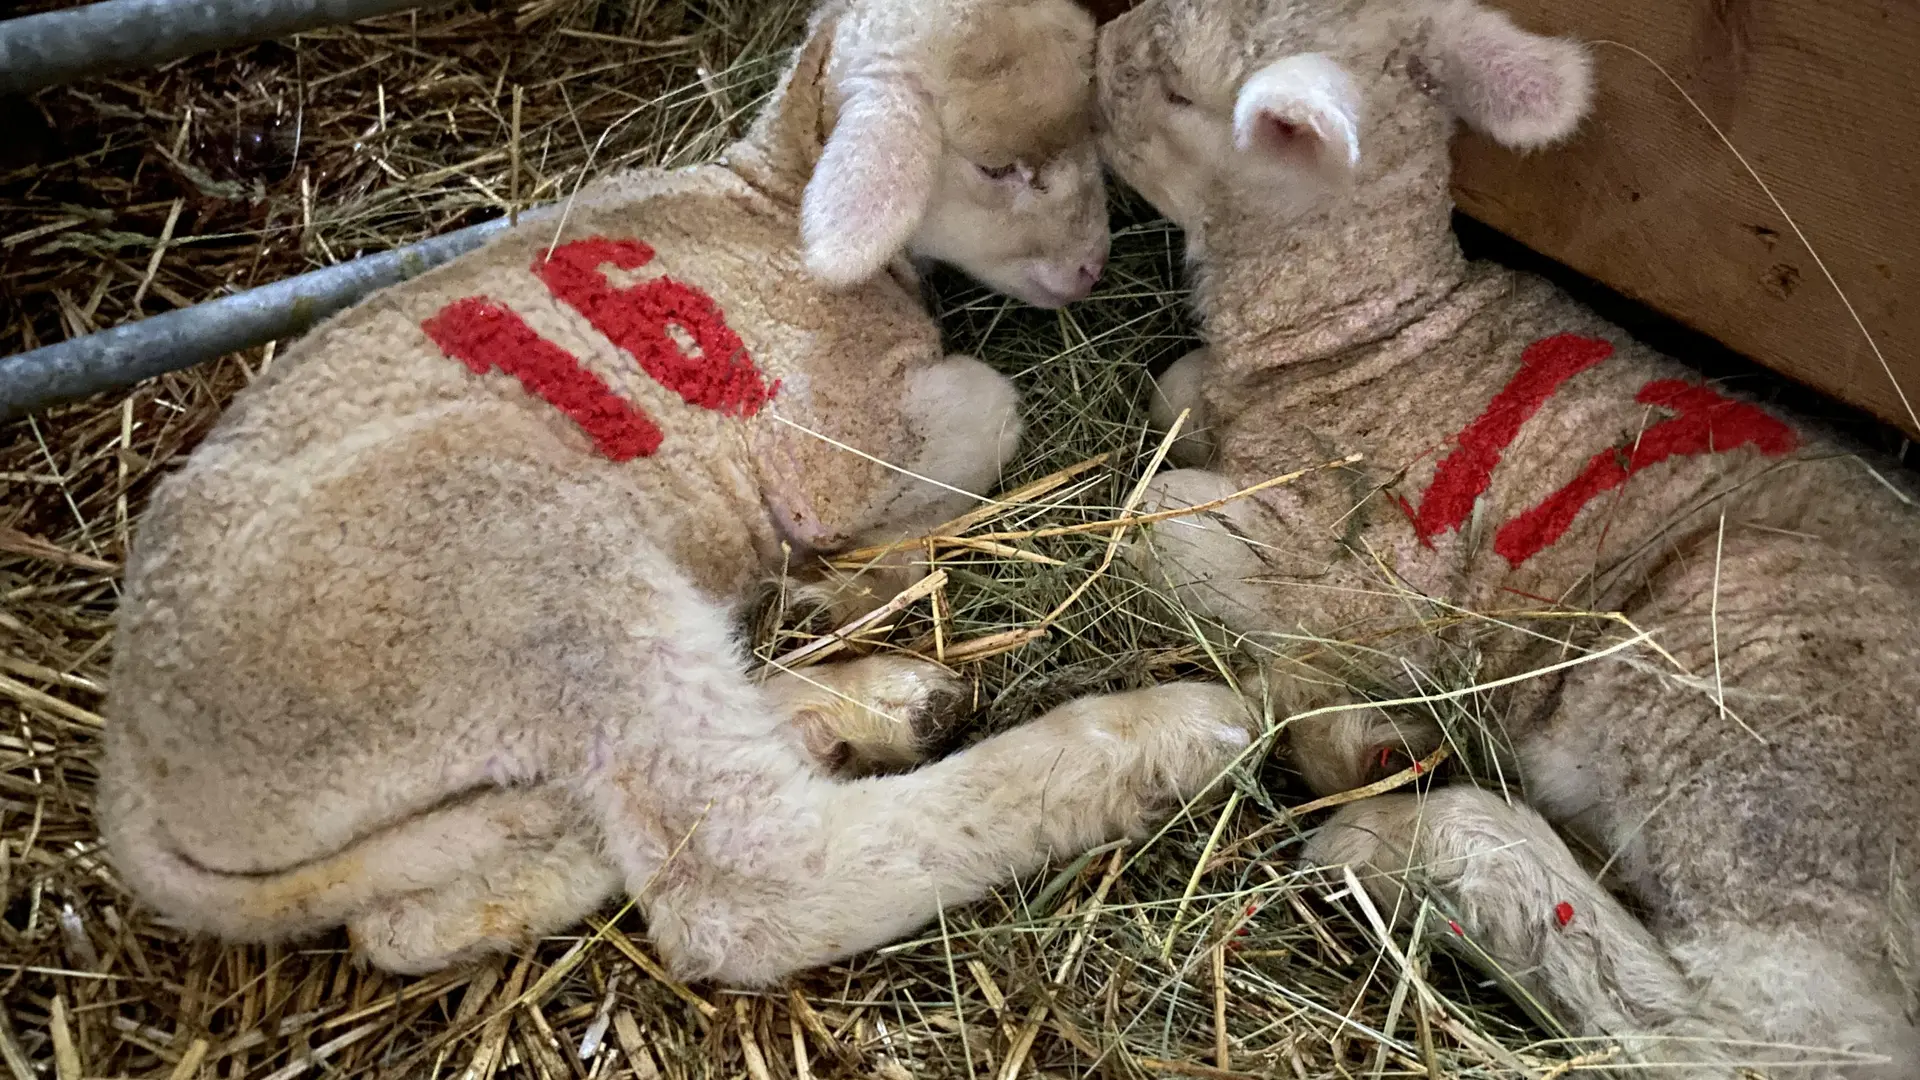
[534, 238, 776, 417]
[422, 297, 664, 461]
[1410, 334, 1615, 546]
[1494, 380, 1797, 566]
[1554, 901, 1575, 928]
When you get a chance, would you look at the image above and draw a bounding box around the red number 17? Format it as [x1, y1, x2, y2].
[1401, 334, 1797, 568]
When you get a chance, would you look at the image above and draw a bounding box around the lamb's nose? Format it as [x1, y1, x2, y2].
[1079, 255, 1107, 290]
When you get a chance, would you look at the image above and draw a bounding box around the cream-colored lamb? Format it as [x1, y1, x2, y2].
[1099, 0, 1920, 1073]
[99, 0, 1259, 988]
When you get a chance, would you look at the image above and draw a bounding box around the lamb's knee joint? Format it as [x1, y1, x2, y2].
[1149, 348, 1218, 468]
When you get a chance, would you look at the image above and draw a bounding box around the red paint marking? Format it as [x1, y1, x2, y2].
[1392, 493, 1422, 532]
[1409, 334, 1615, 547]
[421, 297, 663, 461]
[1493, 380, 1797, 566]
[1447, 919, 1464, 936]
[1554, 901, 1575, 928]
[1376, 748, 1424, 775]
[533, 238, 776, 417]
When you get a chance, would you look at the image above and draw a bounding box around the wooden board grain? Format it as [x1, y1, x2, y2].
[1450, 0, 1920, 438]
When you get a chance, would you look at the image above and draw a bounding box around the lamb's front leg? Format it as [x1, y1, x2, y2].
[1307, 788, 1751, 1076]
[1148, 346, 1219, 468]
[765, 655, 970, 776]
[1128, 467, 1279, 634]
[639, 682, 1258, 986]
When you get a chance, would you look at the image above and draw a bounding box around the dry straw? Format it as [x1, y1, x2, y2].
[0, 0, 1722, 1075]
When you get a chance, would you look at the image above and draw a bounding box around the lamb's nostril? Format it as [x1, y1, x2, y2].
[1080, 257, 1107, 289]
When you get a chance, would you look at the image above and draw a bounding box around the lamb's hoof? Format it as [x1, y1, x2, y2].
[791, 656, 971, 776]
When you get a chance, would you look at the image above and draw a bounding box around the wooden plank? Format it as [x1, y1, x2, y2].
[1451, 0, 1919, 438]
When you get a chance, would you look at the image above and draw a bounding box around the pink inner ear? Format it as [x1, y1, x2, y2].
[1251, 110, 1329, 168]
[1474, 43, 1561, 129]
[1428, 2, 1591, 148]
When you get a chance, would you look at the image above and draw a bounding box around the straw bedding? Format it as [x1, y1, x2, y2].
[5, 0, 1899, 1076]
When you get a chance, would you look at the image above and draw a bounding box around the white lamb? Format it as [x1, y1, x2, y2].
[98, 0, 1257, 987]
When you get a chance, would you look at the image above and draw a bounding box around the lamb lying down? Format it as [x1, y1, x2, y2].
[1099, 0, 1920, 1072]
[99, 0, 1255, 988]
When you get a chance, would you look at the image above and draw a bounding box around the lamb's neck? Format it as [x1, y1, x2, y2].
[1196, 176, 1469, 373]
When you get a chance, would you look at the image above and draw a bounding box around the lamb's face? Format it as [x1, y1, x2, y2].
[908, 0, 1111, 309]
[1095, 0, 1248, 234]
[910, 140, 1108, 310]
[1097, 0, 1370, 237]
[800, 0, 1110, 309]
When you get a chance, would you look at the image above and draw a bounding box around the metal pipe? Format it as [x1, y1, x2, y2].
[0, 0, 438, 96]
[0, 214, 516, 419]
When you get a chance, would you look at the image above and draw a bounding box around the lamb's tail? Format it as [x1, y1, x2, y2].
[99, 774, 571, 945]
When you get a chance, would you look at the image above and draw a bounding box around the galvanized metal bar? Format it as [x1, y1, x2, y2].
[0, 214, 516, 419]
[0, 0, 437, 95]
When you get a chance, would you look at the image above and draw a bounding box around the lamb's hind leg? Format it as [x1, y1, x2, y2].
[346, 793, 621, 974]
[348, 656, 977, 973]
[1307, 787, 1750, 1076]
[602, 680, 1259, 986]
[1516, 532, 1920, 1077]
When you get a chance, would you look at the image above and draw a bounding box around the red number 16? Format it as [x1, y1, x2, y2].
[420, 237, 777, 461]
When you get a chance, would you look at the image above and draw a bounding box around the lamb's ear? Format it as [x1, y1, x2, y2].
[1232, 54, 1362, 184]
[1425, 0, 1592, 149]
[802, 79, 943, 287]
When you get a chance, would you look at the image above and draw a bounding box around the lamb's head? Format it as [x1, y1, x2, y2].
[801, 0, 1110, 309]
[1096, 0, 1591, 244]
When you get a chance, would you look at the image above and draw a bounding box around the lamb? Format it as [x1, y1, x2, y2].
[1096, 0, 1920, 1073]
[98, 0, 1260, 988]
